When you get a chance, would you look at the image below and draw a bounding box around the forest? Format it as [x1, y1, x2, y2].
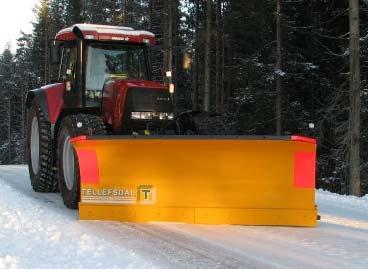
[0, 0, 367, 196]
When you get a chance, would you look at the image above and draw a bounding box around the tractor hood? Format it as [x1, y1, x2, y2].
[102, 80, 173, 133]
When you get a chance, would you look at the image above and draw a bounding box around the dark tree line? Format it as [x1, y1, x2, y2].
[0, 0, 367, 196]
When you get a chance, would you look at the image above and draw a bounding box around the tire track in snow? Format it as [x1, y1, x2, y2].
[124, 223, 271, 269]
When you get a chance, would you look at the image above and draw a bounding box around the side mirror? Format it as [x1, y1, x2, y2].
[49, 40, 62, 65]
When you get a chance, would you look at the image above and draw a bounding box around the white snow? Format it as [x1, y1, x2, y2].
[0, 165, 368, 269]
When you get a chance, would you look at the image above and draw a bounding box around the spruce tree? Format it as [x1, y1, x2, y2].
[31, 0, 51, 85]
[0, 47, 15, 164]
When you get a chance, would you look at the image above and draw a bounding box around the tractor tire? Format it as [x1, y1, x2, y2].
[176, 112, 227, 135]
[57, 114, 106, 209]
[27, 101, 58, 192]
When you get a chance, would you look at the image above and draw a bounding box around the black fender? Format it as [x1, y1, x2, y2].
[26, 83, 65, 124]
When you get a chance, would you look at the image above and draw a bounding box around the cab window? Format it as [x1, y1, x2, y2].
[85, 43, 148, 93]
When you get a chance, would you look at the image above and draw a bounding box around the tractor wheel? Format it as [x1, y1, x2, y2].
[57, 114, 106, 209]
[27, 101, 58, 192]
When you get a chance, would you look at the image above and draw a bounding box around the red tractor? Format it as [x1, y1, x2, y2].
[26, 24, 216, 208]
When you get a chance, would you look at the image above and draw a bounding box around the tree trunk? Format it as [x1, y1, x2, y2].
[167, 0, 173, 78]
[349, 0, 361, 196]
[173, 0, 179, 113]
[148, 0, 153, 31]
[203, 0, 212, 112]
[192, 0, 199, 111]
[7, 98, 11, 164]
[44, 16, 49, 85]
[148, 0, 164, 81]
[21, 78, 27, 163]
[123, 0, 128, 25]
[111, 0, 118, 24]
[275, 0, 282, 135]
[221, 12, 225, 113]
[215, 0, 222, 113]
[162, 0, 173, 79]
[69, 0, 83, 24]
[129, 0, 134, 25]
[162, 1, 169, 75]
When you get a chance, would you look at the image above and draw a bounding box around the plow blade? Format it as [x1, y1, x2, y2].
[71, 136, 318, 227]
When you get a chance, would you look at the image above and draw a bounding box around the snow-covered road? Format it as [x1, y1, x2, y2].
[0, 165, 367, 269]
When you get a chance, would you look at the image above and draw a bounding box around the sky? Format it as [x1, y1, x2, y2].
[0, 0, 38, 52]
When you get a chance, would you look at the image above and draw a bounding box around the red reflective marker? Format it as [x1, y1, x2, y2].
[75, 150, 100, 185]
[291, 135, 316, 144]
[294, 152, 316, 188]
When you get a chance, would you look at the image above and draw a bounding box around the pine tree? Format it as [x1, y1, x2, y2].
[67, 0, 84, 24]
[191, 0, 200, 111]
[275, 0, 282, 135]
[215, 0, 223, 113]
[0, 47, 14, 164]
[84, 0, 110, 24]
[203, 0, 212, 112]
[50, 0, 68, 34]
[13, 33, 34, 163]
[31, 0, 51, 85]
[149, 0, 165, 81]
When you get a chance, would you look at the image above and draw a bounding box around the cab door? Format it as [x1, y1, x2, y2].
[59, 42, 83, 108]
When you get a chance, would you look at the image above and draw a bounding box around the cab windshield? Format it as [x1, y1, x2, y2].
[85, 43, 148, 92]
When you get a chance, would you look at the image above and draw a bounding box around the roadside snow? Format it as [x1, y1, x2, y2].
[0, 165, 367, 269]
[317, 190, 368, 230]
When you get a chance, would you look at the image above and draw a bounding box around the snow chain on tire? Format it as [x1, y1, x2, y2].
[27, 101, 58, 192]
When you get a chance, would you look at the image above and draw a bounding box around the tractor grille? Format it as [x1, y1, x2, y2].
[125, 88, 173, 113]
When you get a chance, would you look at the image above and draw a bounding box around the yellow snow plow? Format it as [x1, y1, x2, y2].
[71, 135, 318, 227]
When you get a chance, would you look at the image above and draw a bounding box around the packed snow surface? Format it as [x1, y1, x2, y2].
[0, 165, 367, 269]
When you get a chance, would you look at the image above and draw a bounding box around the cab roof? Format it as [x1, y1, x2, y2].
[55, 24, 156, 45]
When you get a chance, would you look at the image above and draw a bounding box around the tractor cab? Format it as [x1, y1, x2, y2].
[51, 24, 173, 134]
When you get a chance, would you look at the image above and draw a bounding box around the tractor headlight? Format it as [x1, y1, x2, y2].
[131, 112, 153, 120]
[131, 112, 174, 120]
[141, 112, 153, 119]
[159, 112, 174, 120]
[131, 112, 142, 119]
